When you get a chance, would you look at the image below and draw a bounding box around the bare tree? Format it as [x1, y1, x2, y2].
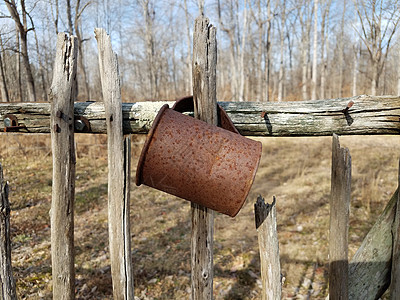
[183, 0, 193, 94]
[197, 0, 204, 15]
[5, 0, 36, 102]
[74, 0, 91, 100]
[352, 41, 360, 96]
[277, 0, 287, 102]
[15, 24, 22, 102]
[265, 0, 272, 102]
[250, 0, 266, 102]
[320, 0, 331, 99]
[337, 0, 346, 98]
[217, 0, 249, 101]
[354, 0, 400, 95]
[299, 0, 312, 100]
[0, 34, 9, 102]
[66, 0, 74, 35]
[139, 0, 157, 98]
[398, 50, 400, 95]
[311, 0, 318, 100]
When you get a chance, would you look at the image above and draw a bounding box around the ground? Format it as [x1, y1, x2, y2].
[0, 133, 398, 299]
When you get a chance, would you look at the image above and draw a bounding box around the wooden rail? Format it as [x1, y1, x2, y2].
[0, 95, 399, 136]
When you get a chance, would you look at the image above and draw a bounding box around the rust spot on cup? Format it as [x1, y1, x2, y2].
[136, 103, 262, 217]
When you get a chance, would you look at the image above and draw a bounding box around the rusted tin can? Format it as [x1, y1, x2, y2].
[136, 102, 262, 217]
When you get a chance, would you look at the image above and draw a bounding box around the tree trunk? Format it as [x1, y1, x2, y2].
[311, 0, 318, 100]
[301, 35, 308, 100]
[255, 0, 264, 102]
[337, 1, 346, 98]
[0, 43, 9, 102]
[184, 0, 193, 95]
[19, 30, 36, 102]
[49, 33, 78, 300]
[371, 59, 378, 95]
[352, 44, 359, 96]
[320, 0, 330, 100]
[66, 0, 74, 35]
[265, 0, 271, 102]
[278, 0, 286, 102]
[238, 0, 248, 102]
[15, 28, 22, 102]
[74, 0, 90, 100]
[141, 0, 157, 99]
[191, 16, 217, 300]
[6, 0, 36, 102]
[34, 30, 48, 102]
[398, 51, 400, 95]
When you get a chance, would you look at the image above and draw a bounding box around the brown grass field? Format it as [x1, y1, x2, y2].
[0, 133, 398, 299]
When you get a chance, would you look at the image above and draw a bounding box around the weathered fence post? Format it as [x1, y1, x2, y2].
[191, 16, 217, 299]
[49, 33, 77, 300]
[95, 28, 134, 300]
[329, 133, 351, 299]
[255, 196, 281, 300]
[0, 163, 16, 300]
[348, 188, 398, 299]
[390, 158, 400, 299]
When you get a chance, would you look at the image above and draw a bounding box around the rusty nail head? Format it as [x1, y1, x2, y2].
[261, 111, 267, 118]
[342, 100, 354, 113]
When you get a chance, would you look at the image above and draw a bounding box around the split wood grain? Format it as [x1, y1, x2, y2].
[348, 188, 399, 299]
[329, 134, 351, 299]
[49, 33, 77, 300]
[390, 158, 400, 299]
[255, 196, 281, 300]
[190, 16, 217, 300]
[95, 28, 134, 300]
[0, 163, 16, 300]
[0, 95, 399, 136]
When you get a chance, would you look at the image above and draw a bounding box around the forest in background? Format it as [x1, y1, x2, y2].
[1, 0, 400, 103]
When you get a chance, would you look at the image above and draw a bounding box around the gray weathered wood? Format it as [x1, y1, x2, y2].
[0, 163, 17, 300]
[329, 134, 351, 299]
[0, 95, 399, 136]
[255, 196, 281, 300]
[348, 188, 399, 299]
[190, 16, 217, 300]
[95, 28, 134, 300]
[390, 158, 400, 299]
[49, 33, 77, 300]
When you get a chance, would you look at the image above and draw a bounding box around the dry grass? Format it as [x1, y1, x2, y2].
[0, 133, 398, 299]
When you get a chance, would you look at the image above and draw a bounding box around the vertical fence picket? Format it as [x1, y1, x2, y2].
[49, 33, 77, 300]
[0, 163, 16, 300]
[255, 196, 281, 300]
[390, 158, 400, 299]
[191, 16, 217, 299]
[329, 133, 351, 299]
[95, 28, 134, 300]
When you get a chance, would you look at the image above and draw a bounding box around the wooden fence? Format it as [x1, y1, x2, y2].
[0, 15, 400, 299]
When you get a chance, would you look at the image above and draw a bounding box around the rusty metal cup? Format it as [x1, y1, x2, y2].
[136, 100, 262, 217]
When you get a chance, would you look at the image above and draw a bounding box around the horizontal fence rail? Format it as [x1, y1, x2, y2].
[0, 95, 399, 136]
